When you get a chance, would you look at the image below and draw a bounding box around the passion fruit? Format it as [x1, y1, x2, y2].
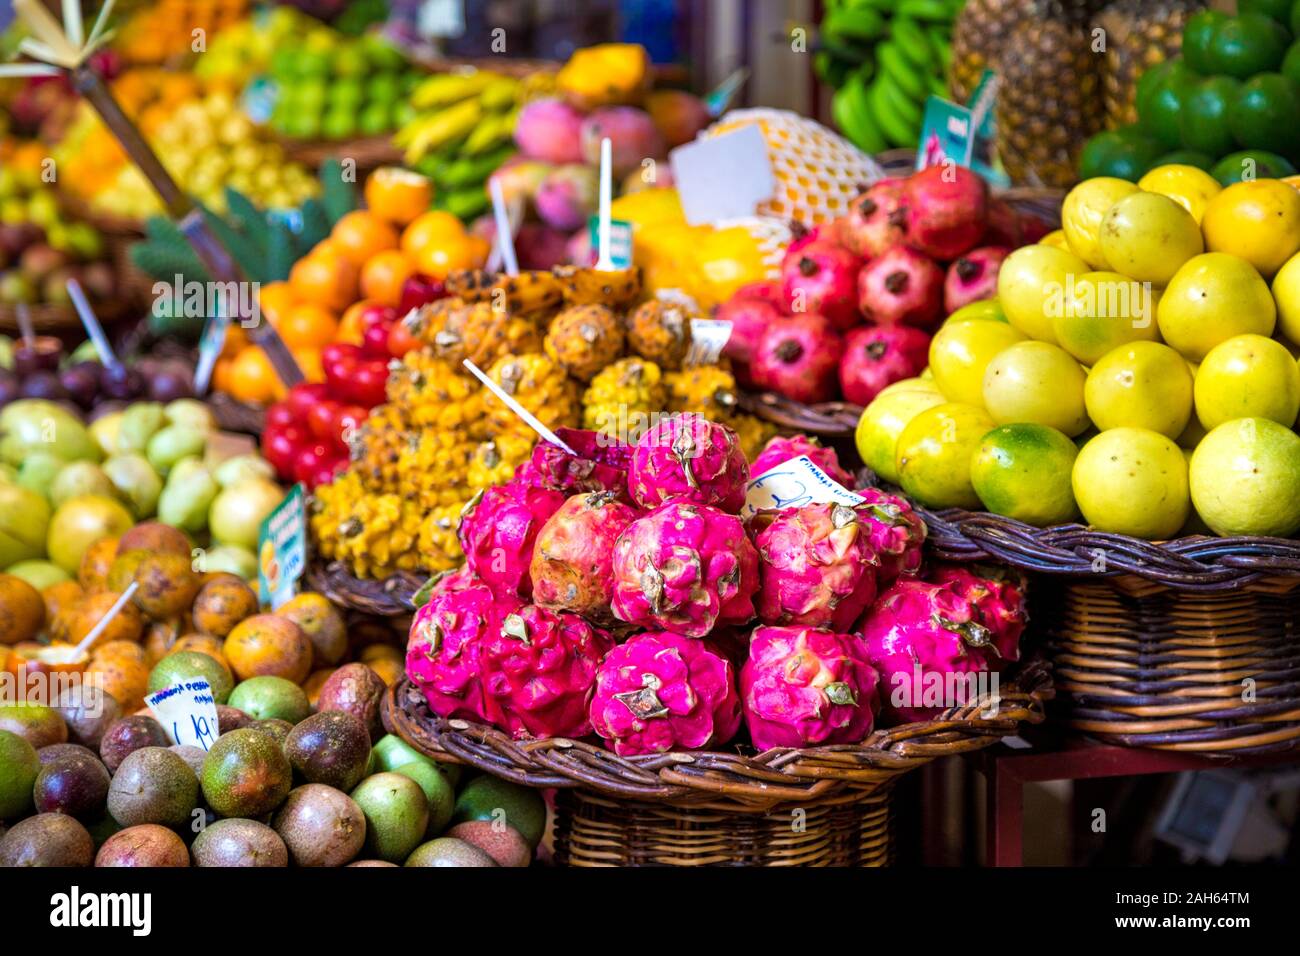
[351, 772, 429, 864]
[53, 686, 121, 749]
[129, 552, 203, 620]
[275, 593, 347, 667]
[0, 573, 44, 645]
[317, 662, 387, 740]
[446, 820, 531, 867]
[42, 579, 84, 642]
[223, 614, 313, 684]
[0, 703, 68, 749]
[404, 837, 497, 867]
[200, 727, 292, 818]
[84, 654, 150, 713]
[0, 813, 94, 866]
[107, 746, 199, 828]
[34, 752, 111, 820]
[227, 676, 311, 724]
[77, 536, 119, 591]
[167, 633, 230, 669]
[66, 590, 145, 650]
[98, 715, 169, 773]
[273, 784, 366, 867]
[46, 494, 134, 575]
[191, 818, 288, 867]
[283, 711, 372, 792]
[95, 823, 190, 866]
[191, 574, 259, 639]
[116, 521, 193, 558]
[0, 728, 40, 818]
[146, 650, 234, 705]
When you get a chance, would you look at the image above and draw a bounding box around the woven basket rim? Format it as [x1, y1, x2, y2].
[382, 660, 1052, 811]
[920, 506, 1300, 591]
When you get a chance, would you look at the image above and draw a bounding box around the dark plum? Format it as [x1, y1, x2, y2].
[99, 363, 144, 401]
[19, 370, 69, 401]
[0, 369, 19, 407]
[13, 336, 63, 376]
[59, 362, 102, 409]
[146, 363, 194, 402]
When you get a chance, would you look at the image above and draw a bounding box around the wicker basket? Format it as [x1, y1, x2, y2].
[304, 559, 425, 618]
[276, 134, 403, 173]
[923, 508, 1300, 755]
[383, 661, 1051, 866]
[0, 296, 134, 335]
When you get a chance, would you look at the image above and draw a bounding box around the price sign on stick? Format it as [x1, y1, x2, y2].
[258, 484, 307, 609]
[670, 125, 776, 226]
[145, 679, 220, 751]
[489, 176, 519, 277]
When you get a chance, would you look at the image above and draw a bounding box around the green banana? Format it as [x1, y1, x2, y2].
[410, 72, 497, 110]
[442, 185, 490, 221]
[877, 40, 929, 102]
[896, 0, 957, 23]
[891, 17, 933, 68]
[876, 69, 924, 127]
[821, 6, 888, 43]
[833, 73, 888, 154]
[462, 108, 516, 156]
[869, 75, 921, 148]
[434, 146, 515, 189]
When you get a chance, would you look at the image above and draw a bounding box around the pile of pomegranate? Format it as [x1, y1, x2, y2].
[719, 165, 1047, 406]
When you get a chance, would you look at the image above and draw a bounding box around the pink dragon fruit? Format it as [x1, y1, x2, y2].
[857, 245, 945, 329]
[899, 165, 989, 261]
[589, 631, 742, 755]
[480, 604, 614, 739]
[611, 501, 759, 637]
[943, 246, 1010, 314]
[858, 578, 1002, 724]
[529, 491, 640, 623]
[927, 563, 1027, 663]
[458, 483, 567, 599]
[842, 178, 907, 258]
[406, 573, 522, 724]
[751, 503, 880, 631]
[839, 325, 931, 407]
[780, 240, 864, 331]
[741, 625, 880, 750]
[857, 487, 926, 584]
[627, 412, 749, 512]
[750, 313, 844, 404]
[513, 428, 633, 500]
[750, 434, 853, 487]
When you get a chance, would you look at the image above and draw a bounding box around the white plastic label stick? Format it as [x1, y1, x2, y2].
[66, 278, 120, 372]
[462, 359, 577, 455]
[596, 137, 614, 271]
[489, 176, 519, 277]
[73, 581, 139, 656]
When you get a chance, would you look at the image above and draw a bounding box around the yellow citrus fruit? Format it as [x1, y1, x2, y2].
[928, 319, 1027, 407]
[895, 402, 996, 510]
[1085, 341, 1194, 438]
[997, 245, 1089, 344]
[982, 341, 1091, 436]
[876, 377, 941, 400]
[854, 388, 946, 484]
[1098, 191, 1204, 284]
[970, 423, 1079, 526]
[1193, 334, 1300, 430]
[1061, 176, 1139, 268]
[1072, 427, 1190, 539]
[1202, 180, 1300, 278]
[1272, 250, 1300, 344]
[1189, 418, 1300, 537]
[1157, 253, 1276, 361]
[944, 298, 1006, 326]
[1039, 230, 1071, 251]
[1052, 270, 1161, 365]
[1136, 164, 1222, 224]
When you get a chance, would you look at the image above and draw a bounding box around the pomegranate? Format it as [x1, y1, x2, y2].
[982, 199, 1024, 248]
[780, 241, 863, 332]
[839, 325, 931, 406]
[750, 314, 844, 404]
[733, 280, 786, 310]
[944, 246, 1010, 314]
[899, 165, 988, 261]
[841, 178, 906, 258]
[857, 246, 944, 329]
[718, 295, 784, 375]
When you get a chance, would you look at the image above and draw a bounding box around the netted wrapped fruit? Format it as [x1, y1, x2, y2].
[626, 299, 692, 371]
[458, 483, 567, 599]
[543, 305, 625, 381]
[627, 412, 749, 512]
[529, 491, 639, 624]
[581, 358, 666, 440]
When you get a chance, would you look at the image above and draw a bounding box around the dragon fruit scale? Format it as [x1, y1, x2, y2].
[741, 626, 880, 751]
[856, 487, 926, 584]
[627, 412, 749, 512]
[481, 604, 614, 739]
[928, 563, 1027, 664]
[858, 578, 1003, 724]
[458, 483, 567, 599]
[406, 573, 522, 725]
[750, 434, 853, 487]
[512, 427, 633, 500]
[530, 491, 640, 623]
[751, 503, 879, 632]
[611, 501, 759, 637]
[589, 631, 742, 755]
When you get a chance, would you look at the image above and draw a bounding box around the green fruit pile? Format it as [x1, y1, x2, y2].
[267, 28, 421, 141]
[1082, 1, 1300, 184]
[819, 0, 963, 153]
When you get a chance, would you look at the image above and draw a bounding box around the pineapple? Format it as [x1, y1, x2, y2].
[1094, 0, 1204, 127]
[995, 0, 1107, 188]
[949, 0, 1028, 105]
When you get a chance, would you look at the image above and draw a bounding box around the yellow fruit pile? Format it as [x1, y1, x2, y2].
[857, 167, 1300, 541]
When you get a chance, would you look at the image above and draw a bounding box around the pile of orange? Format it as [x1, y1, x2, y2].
[213, 166, 492, 405]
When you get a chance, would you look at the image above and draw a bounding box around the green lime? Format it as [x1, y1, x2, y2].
[970, 423, 1080, 526]
[1077, 127, 1164, 181]
[1283, 40, 1300, 85]
[367, 73, 401, 104]
[1230, 73, 1300, 158]
[1238, 0, 1295, 26]
[1206, 13, 1290, 78]
[1182, 9, 1228, 75]
[331, 44, 369, 78]
[1137, 61, 1199, 149]
[1152, 149, 1215, 171]
[268, 48, 296, 82]
[358, 101, 392, 137]
[293, 49, 330, 81]
[1180, 76, 1242, 156]
[321, 109, 357, 140]
[359, 34, 407, 71]
[1211, 149, 1298, 184]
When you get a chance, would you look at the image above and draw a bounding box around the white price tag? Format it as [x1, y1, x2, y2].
[742, 455, 865, 519]
[145, 679, 220, 751]
[670, 124, 776, 226]
[686, 318, 732, 367]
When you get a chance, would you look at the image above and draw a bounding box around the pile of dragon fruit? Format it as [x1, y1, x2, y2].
[405, 414, 1027, 757]
[718, 164, 1048, 407]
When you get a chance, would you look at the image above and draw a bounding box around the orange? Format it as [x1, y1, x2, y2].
[259, 280, 297, 327]
[289, 247, 359, 312]
[291, 347, 324, 383]
[360, 249, 417, 307]
[331, 210, 400, 266]
[223, 614, 313, 684]
[339, 300, 377, 346]
[229, 345, 286, 404]
[365, 167, 434, 226]
[401, 210, 465, 260]
[213, 356, 235, 395]
[220, 321, 249, 360]
[277, 302, 339, 350]
[410, 236, 480, 280]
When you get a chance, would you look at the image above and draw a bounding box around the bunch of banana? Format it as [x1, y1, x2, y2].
[819, 0, 964, 154]
[394, 69, 554, 222]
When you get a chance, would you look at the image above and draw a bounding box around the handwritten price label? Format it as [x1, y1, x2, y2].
[742, 455, 865, 519]
[145, 679, 220, 751]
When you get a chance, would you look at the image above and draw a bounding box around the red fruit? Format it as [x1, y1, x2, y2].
[286, 383, 330, 423]
[292, 442, 331, 485]
[361, 320, 392, 358]
[398, 274, 446, 313]
[348, 359, 389, 408]
[780, 241, 864, 331]
[717, 295, 783, 374]
[786, 221, 830, 258]
[750, 314, 844, 404]
[265, 402, 296, 430]
[387, 315, 421, 358]
[944, 246, 1010, 314]
[733, 280, 786, 312]
[262, 424, 307, 479]
[839, 325, 931, 406]
[307, 453, 348, 490]
[334, 404, 368, 447]
[982, 199, 1024, 248]
[842, 178, 906, 258]
[899, 165, 988, 261]
[307, 399, 342, 443]
[857, 246, 944, 329]
[321, 343, 362, 383]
